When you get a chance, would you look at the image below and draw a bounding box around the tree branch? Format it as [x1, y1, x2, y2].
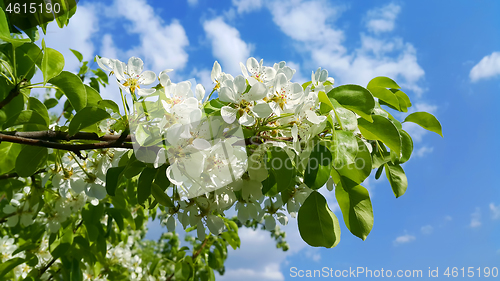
[0, 130, 132, 142]
[0, 88, 20, 110]
[0, 132, 133, 152]
[0, 169, 45, 180]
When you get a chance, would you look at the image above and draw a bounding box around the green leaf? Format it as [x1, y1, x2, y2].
[68, 107, 110, 136]
[384, 162, 408, 198]
[0, 142, 21, 174]
[403, 112, 443, 137]
[0, 258, 24, 277]
[15, 146, 48, 177]
[266, 147, 295, 192]
[358, 115, 401, 157]
[70, 49, 83, 62]
[375, 165, 384, 179]
[298, 191, 341, 248]
[175, 260, 193, 280]
[327, 84, 375, 122]
[397, 129, 413, 163]
[2, 110, 48, 129]
[0, 9, 30, 47]
[367, 76, 401, 89]
[261, 169, 278, 196]
[151, 183, 174, 208]
[27, 97, 50, 126]
[319, 92, 357, 131]
[98, 100, 120, 114]
[16, 43, 43, 81]
[336, 138, 372, 184]
[105, 166, 125, 196]
[107, 208, 124, 231]
[304, 142, 332, 190]
[41, 42, 65, 84]
[44, 98, 59, 109]
[70, 259, 83, 281]
[85, 85, 102, 107]
[393, 90, 412, 112]
[138, 167, 157, 205]
[330, 130, 358, 168]
[49, 71, 87, 112]
[334, 175, 373, 240]
[368, 87, 400, 110]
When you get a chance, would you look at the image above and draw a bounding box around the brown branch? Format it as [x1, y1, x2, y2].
[192, 237, 209, 260]
[0, 169, 45, 180]
[0, 130, 132, 142]
[0, 133, 133, 152]
[0, 88, 20, 110]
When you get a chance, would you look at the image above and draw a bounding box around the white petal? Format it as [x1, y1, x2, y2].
[139, 71, 156, 85]
[193, 139, 211, 150]
[114, 61, 127, 81]
[233, 75, 247, 94]
[239, 112, 255, 126]
[96, 56, 113, 72]
[305, 110, 325, 124]
[246, 82, 267, 101]
[211, 61, 221, 82]
[127, 57, 144, 77]
[263, 66, 276, 80]
[195, 84, 205, 101]
[166, 124, 184, 145]
[221, 106, 237, 124]
[240, 62, 249, 77]
[219, 87, 237, 103]
[246, 57, 259, 75]
[175, 81, 192, 99]
[136, 88, 156, 97]
[252, 103, 272, 118]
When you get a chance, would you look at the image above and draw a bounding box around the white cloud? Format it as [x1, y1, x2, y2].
[470, 207, 481, 228]
[490, 203, 500, 220]
[268, 1, 425, 95]
[232, 0, 263, 14]
[42, 4, 98, 72]
[187, 0, 198, 6]
[415, 146, 434, 158]
[444, 215, 452, 221]
[469, 52, 500, 82]
[365, 3, 401, 34]
[203, 17, 253, 75]
[420, 225, 433, 235]
[107, 0, 189, 73]
[393, 234, 416, 245]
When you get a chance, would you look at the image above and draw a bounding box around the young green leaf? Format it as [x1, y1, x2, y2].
[49, 71, 87, 112]
[2, 110, 48, 130]
[266, 147, 295, 192]
[41, 42, 65, 84]
[70, 48, 83, 62]
[304, 142, 332, 190]
[151, 183, 174, 208]
[327, 84, 375, 122]
[137, 167, 157, 205]
[330, 130, 358, 168]
[384, 162, 408, 198]
[358, 115, 402, 157]
[336, 138, 372, 184]
[403, 112, 443, 137]
[105, 166, 125, 196]
[298, 191, 341, 248]
[15, 146, 48, 177]
[68, 107, 110, 136]
[334, 175, 373, 240]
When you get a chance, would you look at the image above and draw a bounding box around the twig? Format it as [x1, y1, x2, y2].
[0, 133, 133, 152]
[0, 88, 20, 110]
[192, 237, 209, 260]
[0, 130, 132, 142]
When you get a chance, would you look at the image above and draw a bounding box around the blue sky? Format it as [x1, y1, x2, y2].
[40, 0, 500, 279]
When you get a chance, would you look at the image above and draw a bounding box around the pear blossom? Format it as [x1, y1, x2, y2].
[114, 57, 157, 97]
[210, 61, 234, 92]
[219, 75, 271, 125]
[240, 57, 276, 86]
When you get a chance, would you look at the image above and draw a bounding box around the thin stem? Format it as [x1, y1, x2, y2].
[23, 85, 60, 90]
[11, 44, 16, 84]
